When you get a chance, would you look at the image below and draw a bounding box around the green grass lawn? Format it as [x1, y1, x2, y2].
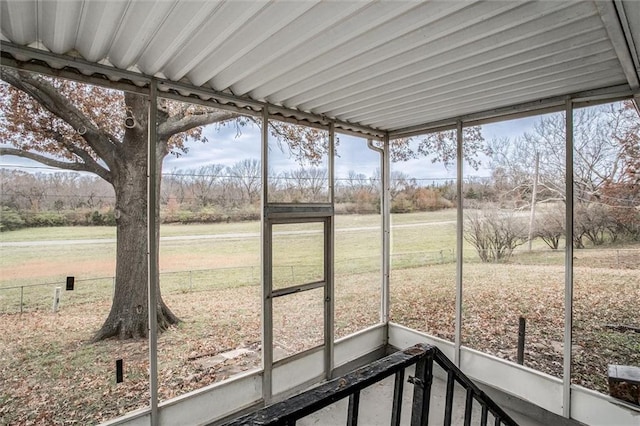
[0, 211, 456, 287]
[0, 211, 638, 425]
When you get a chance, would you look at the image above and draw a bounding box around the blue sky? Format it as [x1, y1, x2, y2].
[162, 115, 541, 181]
[1, 115, 541, 181]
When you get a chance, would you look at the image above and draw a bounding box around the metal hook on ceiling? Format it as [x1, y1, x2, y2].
[124, 108, 136, 129]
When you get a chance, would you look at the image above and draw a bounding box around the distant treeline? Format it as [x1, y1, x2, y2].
[0, 164, 461, 231]
[2, 162, 637, 248]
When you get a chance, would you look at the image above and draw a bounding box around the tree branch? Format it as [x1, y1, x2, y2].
[0, 68, 119, 169]
[0, 147, 111, 181]
[53, 132, 112, 182]
[158, 110, 238, 140]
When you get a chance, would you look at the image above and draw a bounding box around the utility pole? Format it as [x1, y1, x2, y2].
[528, 152, 540, 251]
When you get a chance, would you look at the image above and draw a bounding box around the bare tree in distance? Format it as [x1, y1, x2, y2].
[190, 164, 226, 207]
[534, 207, 565, 250]
[227, 158, 261, 205]
[489, 103, 638, 206]
[488, 101, 639, 246]
[465, 207, 529, 262]
[389, 126, 488, 169]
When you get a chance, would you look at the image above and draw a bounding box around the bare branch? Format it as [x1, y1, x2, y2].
[0, 147, 111, 182]
[158, 110, 238, 140]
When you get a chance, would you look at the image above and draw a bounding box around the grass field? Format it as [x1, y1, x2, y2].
[0, 210, 638, 425]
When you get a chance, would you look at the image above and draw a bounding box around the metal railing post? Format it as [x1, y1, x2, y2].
[391, 369, 405, 426]
[410, 354, 433, 426]
[443, 370, 456, 426]
[347, 391, 360, 426]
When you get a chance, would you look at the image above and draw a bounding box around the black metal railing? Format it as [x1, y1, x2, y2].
[222, 343, 518, 426]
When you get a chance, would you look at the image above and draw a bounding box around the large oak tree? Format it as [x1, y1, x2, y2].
[0, 69, 247, 340]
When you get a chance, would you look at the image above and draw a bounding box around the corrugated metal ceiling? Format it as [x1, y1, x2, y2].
[1, 0, 639, 136]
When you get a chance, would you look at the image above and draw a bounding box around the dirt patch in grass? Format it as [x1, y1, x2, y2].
[1, 260, 638, 424]
[0, 259, 116, 282]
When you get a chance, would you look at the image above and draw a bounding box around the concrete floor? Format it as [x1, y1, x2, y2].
[297, 366, 546, 426]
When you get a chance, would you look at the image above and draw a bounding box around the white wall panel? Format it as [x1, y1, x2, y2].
[388, 322, 456, 361]
[158, 370, 262, 426]
[272, 348, 324, 397]
[571, 385, 640, 426]
[334, 324, 385, 367]
[460, 347, 564, 416]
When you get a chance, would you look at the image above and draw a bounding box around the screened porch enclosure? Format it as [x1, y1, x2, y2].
[1, 1, 639, 425]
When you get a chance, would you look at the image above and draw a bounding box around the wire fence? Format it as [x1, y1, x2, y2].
[0, 249, 452, 314]
[0, 247, 636, 314]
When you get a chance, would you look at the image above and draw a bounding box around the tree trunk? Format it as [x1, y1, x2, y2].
[93, 96, 179, 341]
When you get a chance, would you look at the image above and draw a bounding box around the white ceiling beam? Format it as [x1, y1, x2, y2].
[0, 0, 36, 45]
[389, 84, 634, 139]
[360, 64, 622, 128]
[136, 1, 223, 76]
[341, 52, 619, 124]
[107, 0, 176, 70]
[38, 0, 83, 54]
[595, 0, 639, 89]
[211, 1, 368, 91]
[320, 24, 609, 118]
[228, 1, 419, 97]
[190, 1, 319, 88]
[162, 1, 268, 82]
[248, 1, 473, 101]
[75, 0, 130, 62]
[378, 70, 624, 130]
[614, 1, 640, 76]
[281, 1, 576, 109]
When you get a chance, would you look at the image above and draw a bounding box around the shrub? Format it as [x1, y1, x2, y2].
[465, 208, 528, 262]
[0, 207, 25, 231]
[24, 211, 68, 227]
[391, 193, 413, 213]
[89, 210, 104, 225]
[535, 206, 565, 250]
[574, 203, 614, 247]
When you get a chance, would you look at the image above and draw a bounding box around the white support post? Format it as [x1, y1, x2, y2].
[367, 140, 385, 326]
[325, 123, 335, 380]
[147, 79, 159, 426]
[261, 107, 273, 403]
[563, 100, 574, 418]
[381, 135, 391, 329]
[455, 120, 463, 367]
